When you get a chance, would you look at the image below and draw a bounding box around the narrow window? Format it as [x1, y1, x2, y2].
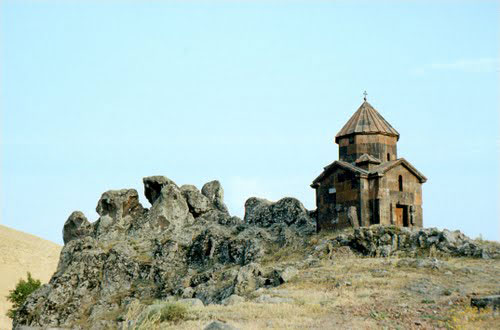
[387, 153, 390, 161]
[398, 175, 403, 191]
[328, 188, 336, 204]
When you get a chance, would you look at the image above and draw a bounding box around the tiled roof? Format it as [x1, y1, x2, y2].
[335, 101, 399, 143]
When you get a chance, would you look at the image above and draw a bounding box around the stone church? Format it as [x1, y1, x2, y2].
[311, 97, 427, 231]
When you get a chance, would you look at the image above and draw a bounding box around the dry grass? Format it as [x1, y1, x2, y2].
[128, 254, 499, 329]
[2, 223, 497, 329]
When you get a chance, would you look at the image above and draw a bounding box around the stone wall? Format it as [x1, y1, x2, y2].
[316, 168, 360, 231]
[315, 162, 423, 231]
[379, 165, 423, 227]
[338, 134, 398, 163]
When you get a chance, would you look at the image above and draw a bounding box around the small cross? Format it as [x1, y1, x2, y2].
[363, 91, 368, 101]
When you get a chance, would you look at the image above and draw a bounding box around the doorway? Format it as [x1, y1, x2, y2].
[395, 204, 409, 227]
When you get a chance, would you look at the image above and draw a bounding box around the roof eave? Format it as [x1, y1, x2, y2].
[372, 158, 427, 183]
[335, 131, 400, 144]
[311, 161, 369, 188]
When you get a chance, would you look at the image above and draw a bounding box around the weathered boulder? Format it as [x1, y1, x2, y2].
[62, 211, 92, 244]
[96, 189, 143, 220]
[181, 184, 212, 216]
[244, 197, 314, 230]
[204, 321, 239, 330]
[202, 180, 229, 213]
[187, 226, 263, 266]
[143, 175, 177, 205]
[266, 266, 299, 286]
[148, 184, 191, 230]
[233, 263, 265, 295]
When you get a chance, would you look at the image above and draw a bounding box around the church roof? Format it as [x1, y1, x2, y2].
[355, 154, 382, 165]
[369, 158, 427, 183]
[335, 101, 399, 143]
[310, 158, 427, 188]
[311, 160, 368, 188]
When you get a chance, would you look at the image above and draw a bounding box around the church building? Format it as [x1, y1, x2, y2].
[311, 96, 427, 231]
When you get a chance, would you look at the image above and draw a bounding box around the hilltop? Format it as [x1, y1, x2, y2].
[0, 224, 61, 330]
[11, 176, 500, 329]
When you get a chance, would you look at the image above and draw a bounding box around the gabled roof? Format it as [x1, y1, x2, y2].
[311, 160, 368, 188]
[355, 154, 381, 165]
[311, 158, 427, 188]
[369, 158, 427, 183]
[335, 101, 399, 143]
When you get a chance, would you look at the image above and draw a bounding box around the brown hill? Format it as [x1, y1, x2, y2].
[0, 224, 61, 330]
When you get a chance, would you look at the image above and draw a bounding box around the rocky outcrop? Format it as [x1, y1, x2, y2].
[143, 176, 177, 205]
[62, 211, 92, 244]
[244, 197, 315, 232]
[330, 226, 496, 258]
[14, 176, 498, 329]
[14, 177, 314, 329]
[147, 183, 192, 231]
[201, 180, 229, 214]
[180, 185, 211, 217]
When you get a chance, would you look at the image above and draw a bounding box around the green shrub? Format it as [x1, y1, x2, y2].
[158, 302, 188, 323]
[144, 302, 188, 324]
[6, 272, 41, 319]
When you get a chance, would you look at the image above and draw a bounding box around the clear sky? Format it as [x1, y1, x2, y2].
[1, 1, 499, 244]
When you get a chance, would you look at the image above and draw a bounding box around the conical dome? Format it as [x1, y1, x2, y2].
[335, 101, 399, 143]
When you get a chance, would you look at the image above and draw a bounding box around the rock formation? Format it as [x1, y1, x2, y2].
[13, 176, 497, 329]
[328, 226, 495, 258]
[14, 176, 315, 329]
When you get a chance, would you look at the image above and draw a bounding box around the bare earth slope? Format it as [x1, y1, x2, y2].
[0, 224, 61, 330]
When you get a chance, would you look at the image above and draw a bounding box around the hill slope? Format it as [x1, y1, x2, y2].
[0, 224, 61, 330]
[12, 176, 500, 329]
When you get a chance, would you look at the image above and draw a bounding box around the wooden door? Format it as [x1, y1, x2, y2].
[395, 207, 403, 226]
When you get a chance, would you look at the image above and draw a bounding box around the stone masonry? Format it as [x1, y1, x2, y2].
[311, 99, 427, 231]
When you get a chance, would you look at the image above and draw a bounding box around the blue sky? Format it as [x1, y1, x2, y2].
[1, 1, 499, 244]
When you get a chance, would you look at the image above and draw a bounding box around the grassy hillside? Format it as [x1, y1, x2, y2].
[0, 225, 61, 330]
[122, 237, 500, 329]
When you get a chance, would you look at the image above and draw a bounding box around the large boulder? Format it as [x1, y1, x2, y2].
[143, 176, 177, 205]
[62, 211, 92, 244]
[180, 184, 212, 217]
[201, 180, 229, 214]
[96, 189, 143, 220]
[233, 263, 265, 295]
[187, 226, 263, 266]
[148, 184, 191, 231]
[244, 197, 314, 229]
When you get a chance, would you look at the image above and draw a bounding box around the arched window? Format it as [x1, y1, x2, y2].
[398, 175, 403, 191]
